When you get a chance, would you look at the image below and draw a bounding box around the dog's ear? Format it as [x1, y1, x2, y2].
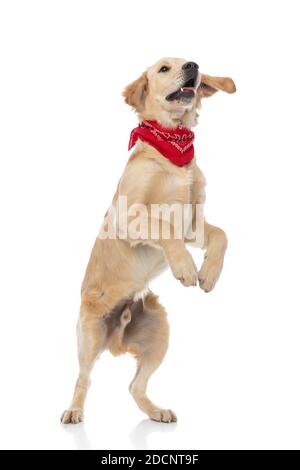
[123, 72, 148, 112]
[198, 74, 236, 98]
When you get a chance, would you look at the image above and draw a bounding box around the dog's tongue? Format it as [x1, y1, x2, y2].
[181, 87, 196, 93]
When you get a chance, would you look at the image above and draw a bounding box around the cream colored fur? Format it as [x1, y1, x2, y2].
[61, 58, 235, 424]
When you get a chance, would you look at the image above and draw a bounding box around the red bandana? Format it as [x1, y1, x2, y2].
[128, 120, 195, 167]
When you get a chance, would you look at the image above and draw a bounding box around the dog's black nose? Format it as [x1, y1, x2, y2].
[182, 61, 199, 71]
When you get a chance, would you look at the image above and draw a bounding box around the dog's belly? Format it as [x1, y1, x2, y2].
[133, 244, 168, 284]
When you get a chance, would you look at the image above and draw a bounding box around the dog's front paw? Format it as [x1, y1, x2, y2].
[61, 408, 84, 424]
[170, 252, 198, 287]
[198, 258, 222, 292]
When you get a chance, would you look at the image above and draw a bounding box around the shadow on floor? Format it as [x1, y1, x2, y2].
[129, 419, 177, 450]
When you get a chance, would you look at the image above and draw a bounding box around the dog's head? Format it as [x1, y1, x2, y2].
[123, 57, 236, 128]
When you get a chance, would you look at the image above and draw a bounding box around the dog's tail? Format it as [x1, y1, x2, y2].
[107, 304, 132, 356]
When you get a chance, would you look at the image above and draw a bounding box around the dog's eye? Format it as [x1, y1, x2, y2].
[159, 66, 170, 73]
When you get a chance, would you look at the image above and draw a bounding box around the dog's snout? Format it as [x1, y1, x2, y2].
[182, 61, 199, 71]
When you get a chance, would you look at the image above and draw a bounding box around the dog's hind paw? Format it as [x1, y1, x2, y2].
[149, 408, 177, 423]
[60, 408, 84, 424]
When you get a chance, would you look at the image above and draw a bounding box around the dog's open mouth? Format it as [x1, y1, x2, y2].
[166, 76, 198, 102]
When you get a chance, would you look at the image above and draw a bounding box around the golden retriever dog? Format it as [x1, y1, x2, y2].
[61, 58, 236, 424]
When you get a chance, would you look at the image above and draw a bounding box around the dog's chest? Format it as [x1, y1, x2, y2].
[165, 166, 197, 204]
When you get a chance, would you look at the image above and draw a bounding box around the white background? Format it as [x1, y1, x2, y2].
[1, 0, 300, 450]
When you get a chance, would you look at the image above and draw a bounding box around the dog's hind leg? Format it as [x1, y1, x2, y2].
[130, 357, 177, 423]
[60, 301, 108, 424]
[127, 293, 177, 423]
